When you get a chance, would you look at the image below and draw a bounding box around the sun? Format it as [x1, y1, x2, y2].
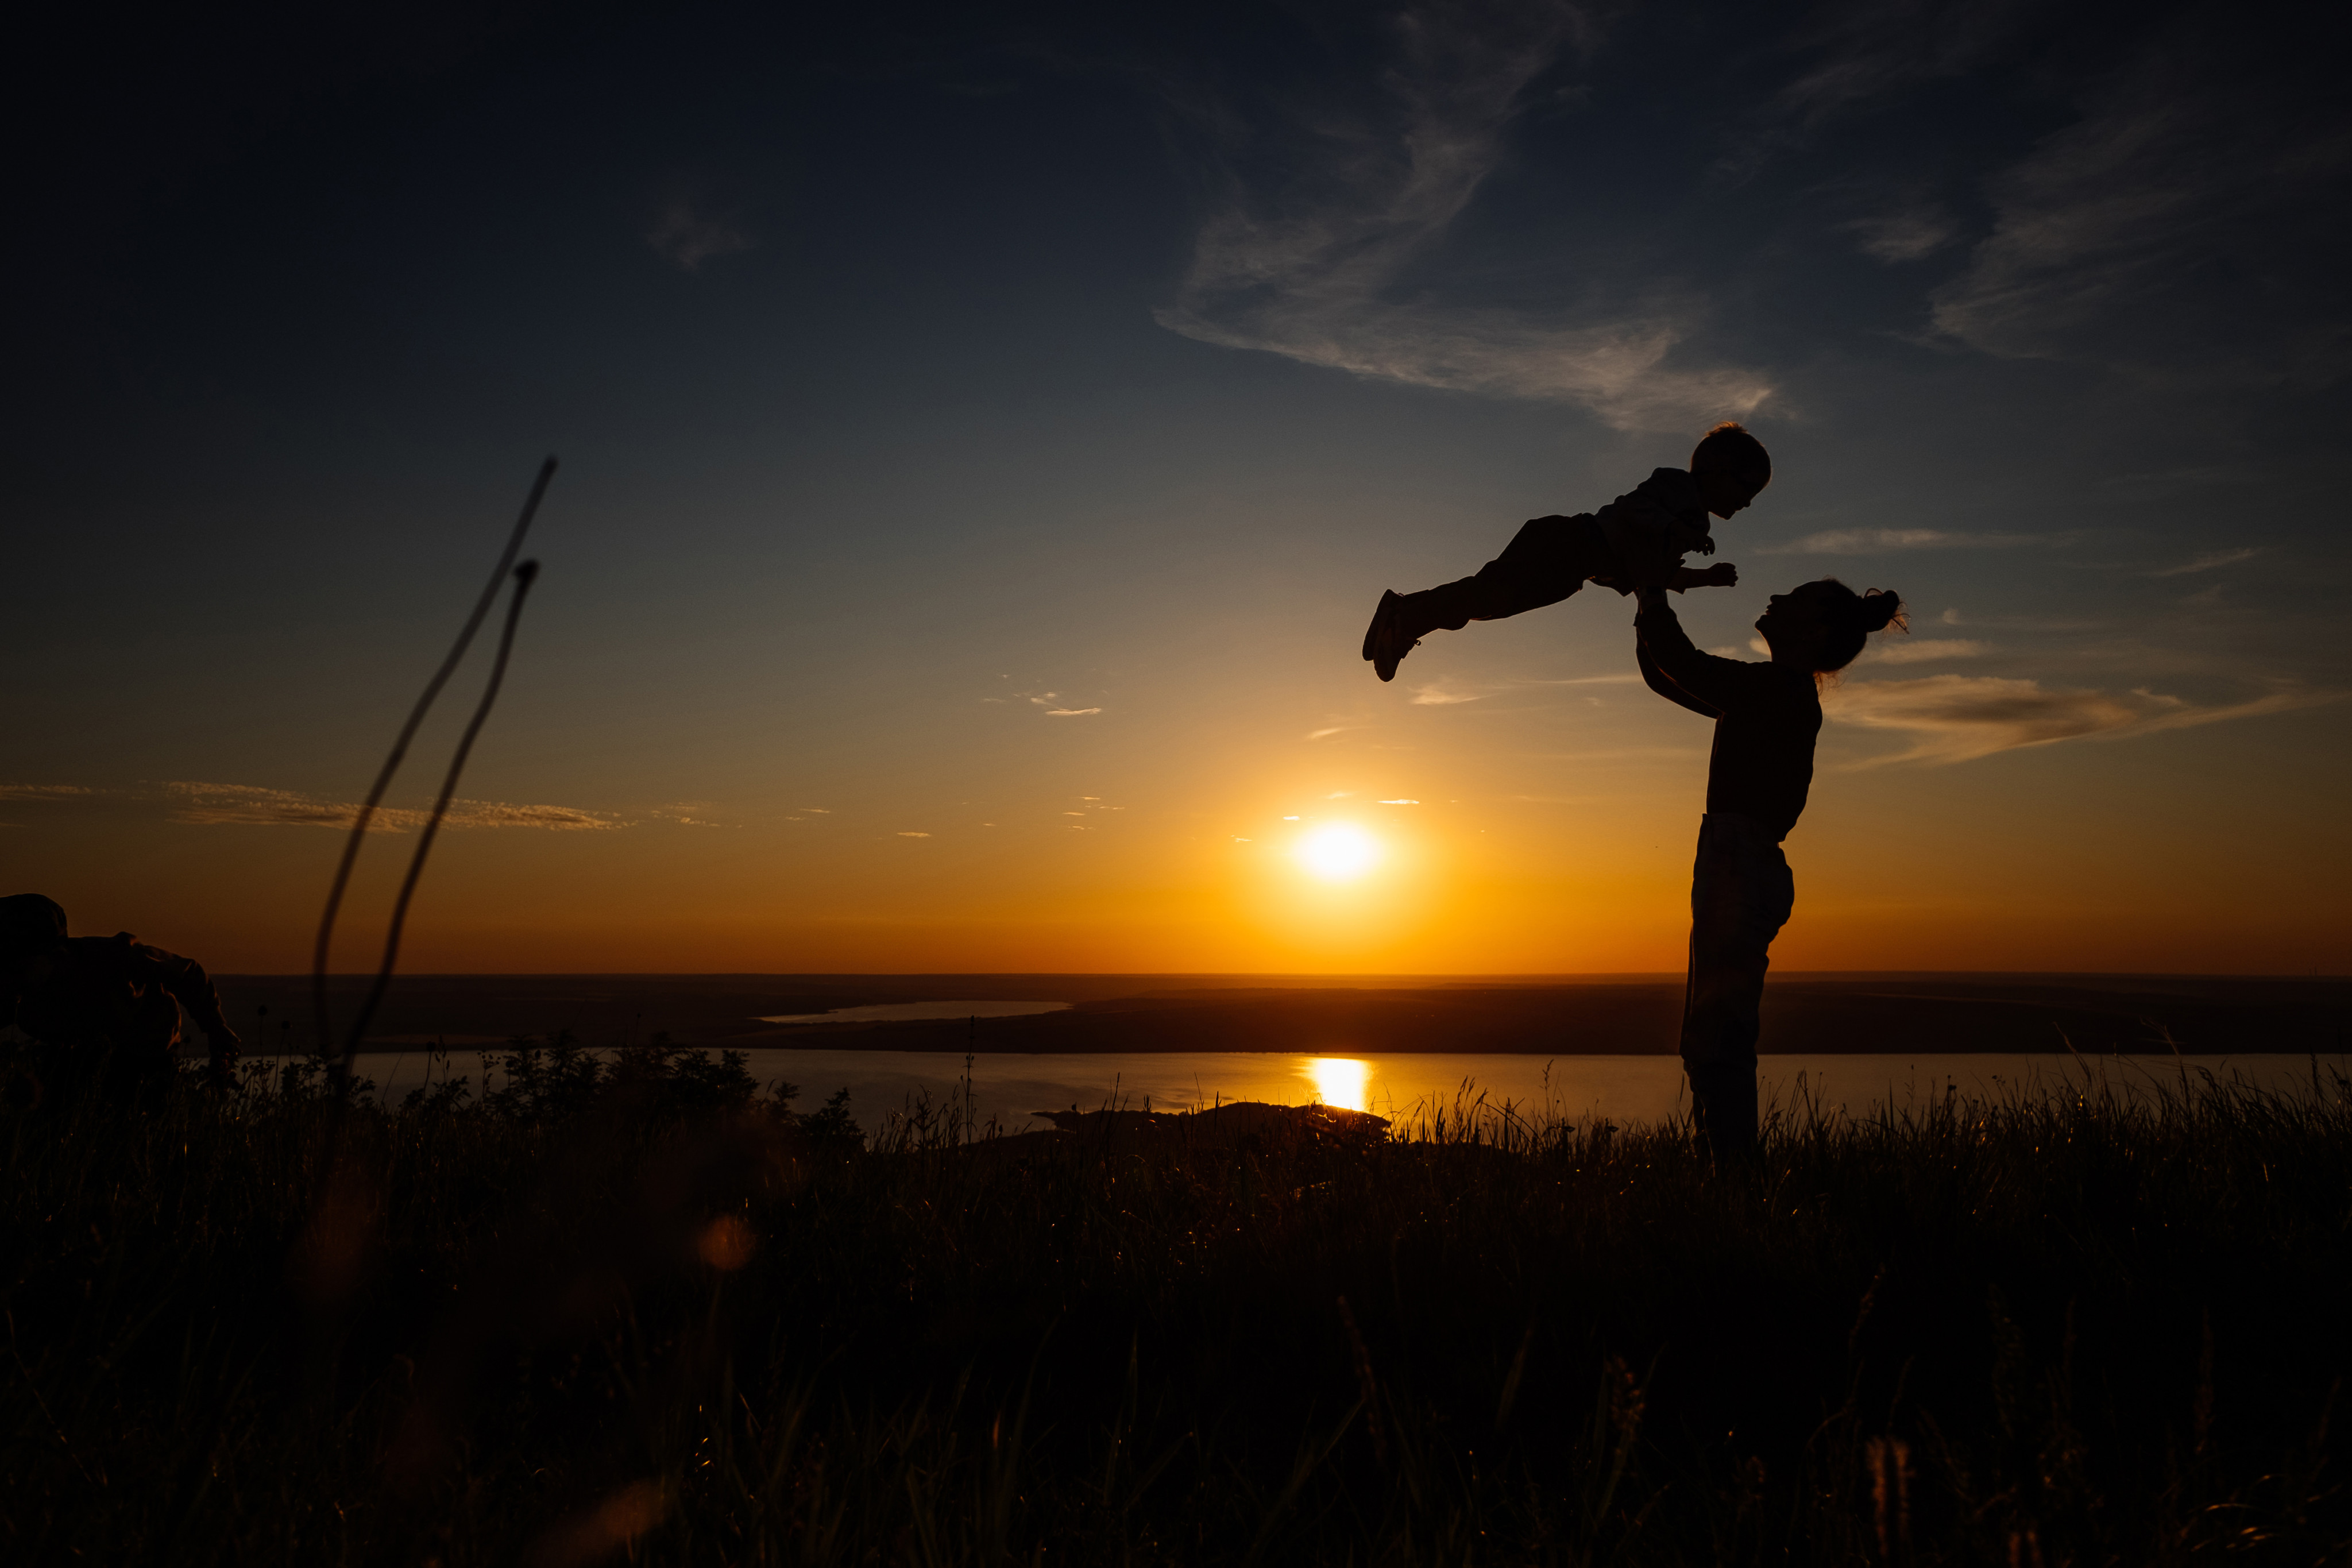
[1296, 822, 1381, 882]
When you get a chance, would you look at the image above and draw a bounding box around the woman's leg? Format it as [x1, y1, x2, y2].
[1678, 813, 1795, 1154]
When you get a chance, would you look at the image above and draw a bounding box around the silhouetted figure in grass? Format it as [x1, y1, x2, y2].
[0, 893, 241, 1099]
[1361, 422, 1771, 682]
[1633, 580, 1905, 1154]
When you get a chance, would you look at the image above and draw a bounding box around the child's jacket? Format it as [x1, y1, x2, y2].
[1593, 468, 1714, 593]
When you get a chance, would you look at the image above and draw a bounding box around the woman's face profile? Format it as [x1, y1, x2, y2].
[1756, 582, 1834, 660]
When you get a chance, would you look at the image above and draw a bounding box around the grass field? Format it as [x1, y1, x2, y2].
[3, 1038, 2349, 1564]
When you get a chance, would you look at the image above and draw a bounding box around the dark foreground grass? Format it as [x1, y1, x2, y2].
[3, 1042, 2349, 1565]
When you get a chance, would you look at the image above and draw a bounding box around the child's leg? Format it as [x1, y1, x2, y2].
[1391, 513, 1612, 638]
[1365, 513, 1612, 681]
[1677, 813, 1794, 1156]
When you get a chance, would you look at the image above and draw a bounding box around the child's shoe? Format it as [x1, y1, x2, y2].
[1361, 589, 1419, 682]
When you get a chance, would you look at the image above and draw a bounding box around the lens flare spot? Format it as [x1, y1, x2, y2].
[697, 1215, 756, 1271]
[1296, 823, 1380, 881]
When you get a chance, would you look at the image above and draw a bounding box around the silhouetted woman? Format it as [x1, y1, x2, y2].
[1632, 578, 1906, 1152]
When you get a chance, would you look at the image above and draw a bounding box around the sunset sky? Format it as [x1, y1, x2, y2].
[6, 0, 2347, 975]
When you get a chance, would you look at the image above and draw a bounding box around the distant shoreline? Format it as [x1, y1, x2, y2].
[212, 973, 2351, 1058]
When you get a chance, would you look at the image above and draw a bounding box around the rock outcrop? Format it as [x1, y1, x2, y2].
[1025, 1099, 1389, 1152]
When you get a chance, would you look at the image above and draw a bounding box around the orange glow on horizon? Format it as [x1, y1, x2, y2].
[10, 707, 2346, 978]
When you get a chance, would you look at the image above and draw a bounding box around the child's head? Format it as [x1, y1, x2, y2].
[1756, 578, 1905, 674]
[1691, 421, 1771, 520]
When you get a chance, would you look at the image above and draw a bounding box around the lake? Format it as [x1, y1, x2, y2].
[331, 1046, 2350, 1136]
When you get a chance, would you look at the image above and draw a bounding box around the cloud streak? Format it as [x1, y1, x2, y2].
[163, 782, 625, 832]
[1154, 4, 1770, 430]
[1844, 205, 1958, 263]
[1763, 528, 2056, 554]
[1861, 638, 1989, 666]
[650, 802, 735, 828]
[2152, 547, 2260, 577]
[1827, 677, 2336, 764]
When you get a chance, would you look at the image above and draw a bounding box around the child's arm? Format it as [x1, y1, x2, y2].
[1667, 562, 1737, 592]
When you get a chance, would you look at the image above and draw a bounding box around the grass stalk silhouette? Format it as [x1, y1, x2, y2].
[337, 559, 541, 1083]
[311, 457, 555, 1064]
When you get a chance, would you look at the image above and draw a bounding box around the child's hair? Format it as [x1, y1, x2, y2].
[1814, 580, 1906, 673]
[1691, 421, 1771, 482]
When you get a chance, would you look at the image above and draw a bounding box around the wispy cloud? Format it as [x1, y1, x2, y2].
[0, 783, 94, 800]
[443, 801, 625, 831]
[1763, 528, 2056, 554]
[1304, 725, 1351, 740]
[1377, 798, 1421, 805]
[1938, 608, 2106, 632]
[1862, 638, 1990, 665]
[166, 783, 362, 829]
[897, 831, 930, 838]
[1926, 29, 2352, 383]
[650, 801, 735, 828]
[1408, 680, 1484, 705]
[2152, 547, 2260, 577]
[1760, 0, 2038, 139]
[647, 198, 752, 273]
[1844, 205, 1957, 262]
[1828, 677, 2336, 764]
[163, 782, 625, 832]
[1024, 691, 1103, 716]
[1154, 4, 1770, 430]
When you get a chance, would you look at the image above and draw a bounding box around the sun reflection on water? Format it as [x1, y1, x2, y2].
[1305, 1057, 1370, 1111]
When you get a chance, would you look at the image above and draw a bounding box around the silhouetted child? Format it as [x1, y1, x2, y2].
[1362, 422, 1772, 681]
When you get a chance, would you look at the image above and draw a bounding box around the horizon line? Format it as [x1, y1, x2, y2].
[243, 969, 2352, 982]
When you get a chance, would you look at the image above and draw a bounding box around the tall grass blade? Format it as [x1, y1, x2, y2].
[337, 561, 542, 1084]
[311, 457, 555, 1056]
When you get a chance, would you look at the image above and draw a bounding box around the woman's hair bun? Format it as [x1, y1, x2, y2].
[1809, 580, 1910, 673]
[1855, 589, 1906, 635]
